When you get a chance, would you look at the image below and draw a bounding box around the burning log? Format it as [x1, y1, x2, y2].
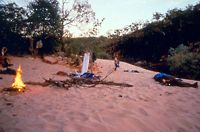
[11, 65, 26, 92]
[1, 65, 26, 93]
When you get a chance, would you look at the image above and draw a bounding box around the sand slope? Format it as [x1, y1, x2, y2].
[0, 57, 200, 132]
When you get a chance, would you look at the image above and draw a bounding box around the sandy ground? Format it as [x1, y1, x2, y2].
[0, 56, 200, 132]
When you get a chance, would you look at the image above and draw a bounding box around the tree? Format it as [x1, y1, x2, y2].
[0, 3, 27, 35]
[153, 12, 164, 21]
[167, 44, 200, 79]
[27, 0, 61, 37]
[61, 0, 94, 36]
[60, 0, 103, 50]
[0, 3, 28, 53]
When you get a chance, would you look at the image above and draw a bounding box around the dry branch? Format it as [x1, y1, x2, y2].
[25, 77, 133, 90]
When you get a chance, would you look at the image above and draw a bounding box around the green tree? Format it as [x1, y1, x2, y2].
[27, 0, 61, 37]
[153, 12, 164, 21]
[167, 44, 200, 79]
[60, 0, 103, 51]
[0, 3, 28, 53]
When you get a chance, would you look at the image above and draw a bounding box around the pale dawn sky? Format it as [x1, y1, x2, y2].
[88, 0, 199, 36]
[5, 0, 200, 36]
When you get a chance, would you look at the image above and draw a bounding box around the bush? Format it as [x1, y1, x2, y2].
[63, 42, 85, 57]
[93, 46, 111, 59]
[167, 44, 200, 79]
[96, 51, 111, 59]
[62, 37, 112, 59]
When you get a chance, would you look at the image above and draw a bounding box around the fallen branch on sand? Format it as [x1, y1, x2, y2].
[26, 78, 133, 90]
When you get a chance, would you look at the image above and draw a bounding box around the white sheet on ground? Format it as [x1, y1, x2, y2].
[81, 52, 90, 75]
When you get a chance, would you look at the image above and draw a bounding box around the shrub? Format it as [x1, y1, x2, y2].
[96, 51, 111, 59]
[63, 42, 85, 57]
[167, 44, 200, 79]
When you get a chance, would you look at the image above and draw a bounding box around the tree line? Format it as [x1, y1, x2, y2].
[110, 3, 200, 61]
[108, 2, 200, 79]
[0, 0, 101, 54]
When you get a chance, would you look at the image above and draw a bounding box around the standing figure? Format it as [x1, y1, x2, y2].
[1, 47, 7, 56]
[114, 55, 120, 71]
[29, 37, 34, 57]
[36, 40, 43, 58]
[91, 52, 96, 73]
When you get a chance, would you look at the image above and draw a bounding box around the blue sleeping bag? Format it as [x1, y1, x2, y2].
[154, 73, 173, 80]
[81, 72, 95, 79]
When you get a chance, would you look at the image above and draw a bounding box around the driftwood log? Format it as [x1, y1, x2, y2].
[26, 77, 133, 90]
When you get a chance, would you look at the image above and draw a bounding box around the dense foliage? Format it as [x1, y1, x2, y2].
[0, 3, 28, 54]
[63, 36, 111, 59]
[167, 44, 200, 79]
[0, 0, 99, 54]
[107, 2, 200, 79]
[111, 3, 200, 62]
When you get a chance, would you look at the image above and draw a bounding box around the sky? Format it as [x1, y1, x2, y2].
[88, 0, 199, 36]
[6, 0, 200, 36]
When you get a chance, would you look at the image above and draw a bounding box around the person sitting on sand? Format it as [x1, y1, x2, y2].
[2, 57, 13, 70]
[154, 73, 198, 88]
[0, 47, 13, 71]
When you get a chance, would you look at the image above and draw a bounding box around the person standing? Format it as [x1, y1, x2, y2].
[1, 47, 7, 56]
[91, 52, 96, 73]
[114, 55, 119, 71]
[28, 37, 34, 57]
[36, 40, 44, 58]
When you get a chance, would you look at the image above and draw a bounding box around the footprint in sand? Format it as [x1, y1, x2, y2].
[42, 114, 56, 121]
[0, 127, 4, 132]
[67, 111, 89, 122]
[138, 107, 148, 116]
[177, 127, 188, 132]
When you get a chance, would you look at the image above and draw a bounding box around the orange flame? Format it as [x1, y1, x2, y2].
[12, 65, 26, 92]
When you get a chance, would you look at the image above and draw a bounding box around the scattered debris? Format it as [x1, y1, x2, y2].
[43, 56, 58, 64]
[12, 114, 17, 117]
[6, 102, 13, 106]
[165, 92, 173, 95]
[25, 81, 49, 87]
[26, 77, 133, 90]
[56, 71, 68, 76]
[124, 70, 139, 73]
[118, 94, 123, 97]
[0, 127, 4, 132]
[1, 87, 25, 92]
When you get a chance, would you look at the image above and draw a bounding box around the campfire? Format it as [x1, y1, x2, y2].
[12, 65, 26, 92]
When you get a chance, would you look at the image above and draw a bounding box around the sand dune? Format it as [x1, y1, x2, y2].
[0, 56, 200, 132]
